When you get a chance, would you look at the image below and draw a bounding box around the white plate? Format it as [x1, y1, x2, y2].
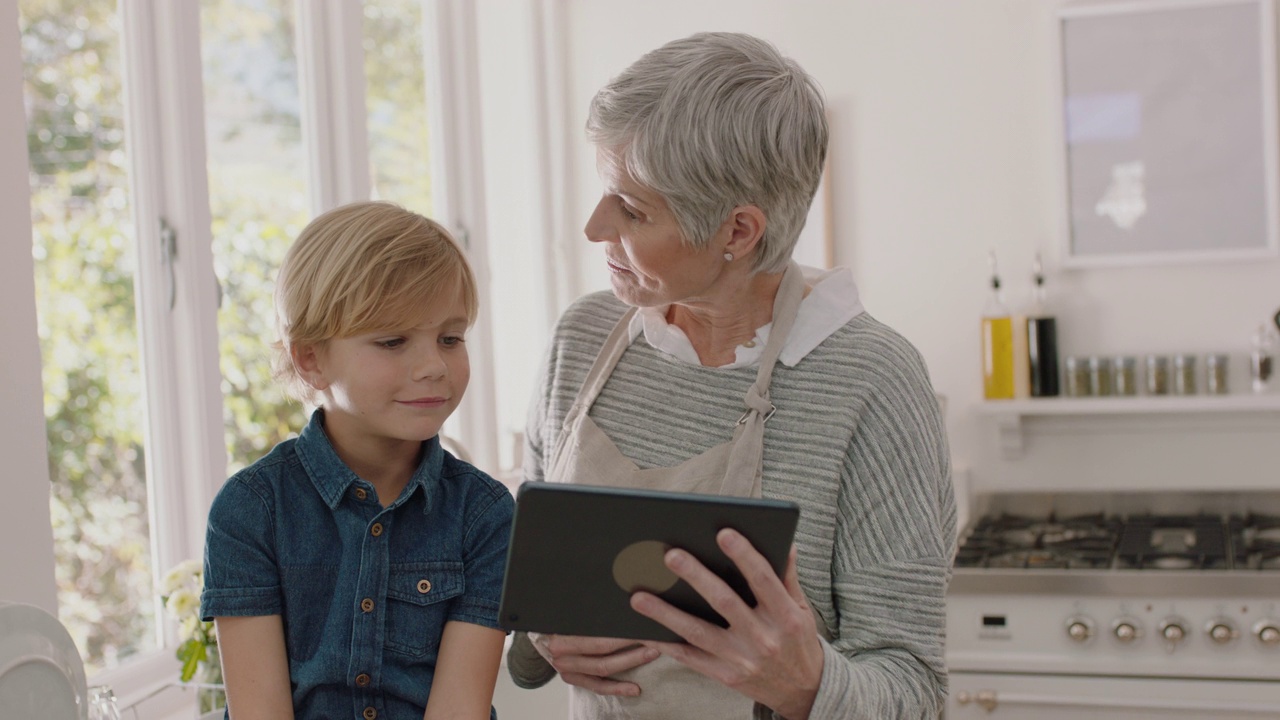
[0, 602, 87, 720]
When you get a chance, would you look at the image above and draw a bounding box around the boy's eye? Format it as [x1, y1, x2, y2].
[377, 338, 406, 349]
[440, 335, 466, 348]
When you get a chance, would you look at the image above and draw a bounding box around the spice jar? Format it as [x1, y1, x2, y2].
[1205, 353, 1229, 395]
[1088, 356, 1113, 396]
[1112, 356, 1138, 396]
[1145, 354, 1169, 395]
[1064, 356, 1091, 397]
[1173, 354, 1197, 395]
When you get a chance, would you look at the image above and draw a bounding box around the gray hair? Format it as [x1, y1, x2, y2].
[586, 32, 828, 274]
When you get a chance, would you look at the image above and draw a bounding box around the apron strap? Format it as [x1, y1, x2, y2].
[739, 261, 805, 423]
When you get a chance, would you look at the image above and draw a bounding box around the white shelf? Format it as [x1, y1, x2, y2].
[977, 393, 1280, 417]
[977, 393, 1280, 458]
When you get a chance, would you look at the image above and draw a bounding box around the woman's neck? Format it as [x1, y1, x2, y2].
[667, 269, 786, 367]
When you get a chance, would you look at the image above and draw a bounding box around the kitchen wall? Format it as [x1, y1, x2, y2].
[477, 0, 1280, 497]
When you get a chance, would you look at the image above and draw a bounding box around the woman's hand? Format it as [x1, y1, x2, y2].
[629, 532, 825, 720]
[528, 632, 661, 697]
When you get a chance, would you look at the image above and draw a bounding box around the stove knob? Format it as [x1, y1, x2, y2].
[1113, 620, 1139, 643]
[1207, 620, 1238, 645]
[1065, 616, 1094, 643]
[1159, 619, 1187, 645]
[1255, 621, 1280, 647]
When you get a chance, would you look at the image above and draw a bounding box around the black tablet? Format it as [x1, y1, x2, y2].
[498, 482, 801, 642]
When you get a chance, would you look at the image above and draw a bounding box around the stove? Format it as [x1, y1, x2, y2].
[946, 493, 1280, 719]
[954, 511, 1280, 571]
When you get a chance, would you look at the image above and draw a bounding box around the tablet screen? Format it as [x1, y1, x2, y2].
[498, 483, 800, 642]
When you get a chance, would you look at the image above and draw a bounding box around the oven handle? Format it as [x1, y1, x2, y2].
[957, 689, 1280, 715]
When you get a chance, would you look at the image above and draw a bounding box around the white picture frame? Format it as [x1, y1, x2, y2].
[1053, 0, 1280, 267]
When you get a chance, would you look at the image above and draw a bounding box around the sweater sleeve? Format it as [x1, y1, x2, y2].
[758, 346, 956, 720]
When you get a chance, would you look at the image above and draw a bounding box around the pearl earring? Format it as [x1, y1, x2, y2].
[723, 252, 734, 261]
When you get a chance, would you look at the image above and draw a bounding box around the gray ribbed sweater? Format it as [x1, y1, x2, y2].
[507, 291, 957, 720]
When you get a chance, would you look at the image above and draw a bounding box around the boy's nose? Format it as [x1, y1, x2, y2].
[413, 348, 447, 380]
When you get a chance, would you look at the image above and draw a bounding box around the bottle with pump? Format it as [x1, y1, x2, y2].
[1026, 253, 1060, 397]
[982, 251, 1015, 400]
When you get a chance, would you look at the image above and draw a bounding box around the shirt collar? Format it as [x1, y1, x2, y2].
[629, 265, 865, 369]
[295, 408, 443, 514]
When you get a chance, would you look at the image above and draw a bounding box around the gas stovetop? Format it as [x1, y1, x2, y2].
[954, 512, 1280, 571]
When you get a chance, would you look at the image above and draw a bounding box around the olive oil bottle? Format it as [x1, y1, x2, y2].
[982, 251, 1015, 400]
[1026, 253, 1060, 397]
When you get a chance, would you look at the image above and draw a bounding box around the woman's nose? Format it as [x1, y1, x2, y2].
[583, 197, 615, 244]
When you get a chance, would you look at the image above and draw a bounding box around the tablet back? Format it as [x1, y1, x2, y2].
[498, 482, 800, 642]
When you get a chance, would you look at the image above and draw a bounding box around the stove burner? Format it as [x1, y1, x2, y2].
[955, 511, 1280, 571]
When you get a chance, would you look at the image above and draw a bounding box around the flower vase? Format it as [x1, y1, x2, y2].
[196, 648, 226, 717]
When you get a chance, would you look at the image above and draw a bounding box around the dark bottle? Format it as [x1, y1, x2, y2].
[1027, 253, 1060, 397]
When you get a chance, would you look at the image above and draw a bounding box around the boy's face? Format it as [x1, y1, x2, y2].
[304, 287, 471, 454]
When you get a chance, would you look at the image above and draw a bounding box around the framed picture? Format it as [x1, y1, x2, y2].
[1054, 0, 1280, 267]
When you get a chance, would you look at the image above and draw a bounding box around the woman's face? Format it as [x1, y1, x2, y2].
[585, 149, 728, 308]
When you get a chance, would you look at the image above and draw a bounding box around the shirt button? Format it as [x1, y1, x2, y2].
[363, 707, 377, 720]
[355, 673, 371, 687]
[354, 487, 368, 501]
[360, 598, 374, 613]
[416, 579, 432, 594]
[743, 339, 757, 348]
[370, 523, 384, 537]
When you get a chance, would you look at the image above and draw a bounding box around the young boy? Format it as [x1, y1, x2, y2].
[201, 201, 514, 720]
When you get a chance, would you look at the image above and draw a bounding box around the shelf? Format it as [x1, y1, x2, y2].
[977, 393, 1280, 417]
[977, 393, 1280, 459]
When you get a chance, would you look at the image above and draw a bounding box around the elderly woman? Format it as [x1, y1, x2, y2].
[507, 32, 955, 720]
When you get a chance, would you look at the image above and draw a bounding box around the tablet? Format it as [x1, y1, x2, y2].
[498, 482, 801, 642]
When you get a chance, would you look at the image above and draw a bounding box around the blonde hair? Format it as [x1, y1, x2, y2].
[273, 201, 478, 403]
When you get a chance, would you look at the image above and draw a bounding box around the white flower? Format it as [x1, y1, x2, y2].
[161, 558, 203, 595]
[179, 616, 199, 642]
[161, 567, 188, 595]
[165, 589, 200, 620]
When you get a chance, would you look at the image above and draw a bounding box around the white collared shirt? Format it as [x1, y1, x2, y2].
[627, 265, 865, 369]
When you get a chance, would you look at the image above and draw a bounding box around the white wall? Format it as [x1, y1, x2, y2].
[0, 0, 58, 613]
[533, 0, 1280, 493]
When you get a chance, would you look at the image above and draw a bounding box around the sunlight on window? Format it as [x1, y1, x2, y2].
[364, 0, 433, 215]
[21, 0, 158, 673]
[201, 0, 310, 473]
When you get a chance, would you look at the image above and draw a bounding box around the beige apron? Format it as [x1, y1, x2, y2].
[546, 262, 804, 720]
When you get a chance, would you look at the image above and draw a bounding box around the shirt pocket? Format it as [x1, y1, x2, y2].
[385, 561, 465, 659]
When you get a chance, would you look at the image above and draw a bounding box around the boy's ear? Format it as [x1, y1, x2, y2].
[291, 342, 330, 391]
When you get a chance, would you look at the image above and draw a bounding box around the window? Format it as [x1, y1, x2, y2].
[364, 0, 434, 214]
[15, 1, 499, 708]
[201, 0, 309, 473]
[22, 0, 158, 673]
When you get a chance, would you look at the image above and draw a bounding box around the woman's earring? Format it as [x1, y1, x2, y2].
[723, 252, 734, 262]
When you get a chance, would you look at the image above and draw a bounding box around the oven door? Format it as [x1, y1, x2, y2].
[948, 672, 1280, 719]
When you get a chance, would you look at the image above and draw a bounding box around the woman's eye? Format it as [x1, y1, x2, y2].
[619, 200, 640, 221]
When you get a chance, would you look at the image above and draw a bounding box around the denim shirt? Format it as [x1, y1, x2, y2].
[201, 409, 514, 720]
